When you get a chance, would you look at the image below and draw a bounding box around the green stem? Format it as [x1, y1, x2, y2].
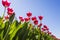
[40, 21, 42, 40]
[3, 25, 10, 40]
[2, 7, 6, 17]
[40, 27, 42, 40]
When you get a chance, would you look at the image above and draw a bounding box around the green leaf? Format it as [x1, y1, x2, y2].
[3, 21, 10, 40]
[9, 20, 17, 35]
[0, 30, 4, 40]
[12, 22, 28, 40]
[22, 29, 29, 40]
[9, 23, 23, 40]
[9, 13, 15, 24]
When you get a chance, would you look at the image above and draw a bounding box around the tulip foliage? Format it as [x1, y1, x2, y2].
[0, 0, 57, 40]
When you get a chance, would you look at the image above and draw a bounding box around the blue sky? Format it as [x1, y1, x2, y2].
[0, 0, 60, 38]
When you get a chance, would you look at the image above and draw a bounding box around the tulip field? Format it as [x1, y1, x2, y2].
[0, 0, 59, 40]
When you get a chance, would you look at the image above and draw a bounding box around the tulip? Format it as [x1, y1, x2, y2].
[2, 0, 10, 7]
[38, 23, 42, 27]
[5, 15, 9, 19]
[26, 12, 32, 17]
[34, 20, 38, 25]
[47, 31, 51, 34]
[42, 28, 46, 31]
[32, 16, 37, 21]
[7, 8, 14, 16]
[19, 16, 23, 20]
[43, 25, 48, 28]
[38, 16, 43, 20]
[24, 17, 30, 22]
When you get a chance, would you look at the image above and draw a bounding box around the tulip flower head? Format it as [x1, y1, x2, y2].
[43, 25, 49, 31]
[38, 16, 43, 20]
[38, 23, 42, 27]
[5, 15, 9, 20]
[19, 16, 24, 22]
[47, 31, 51, 35]
[7, 8, 14, 16]
[19, 16, 23, 20]
[32, 16, 37, 21]
[2, 0, 10, 7]
[44, 25, 48, 28]
[24, 17, 30, 22]
[34, 20, 38, 25]
[26, 12, 32, 17]
[42, 28, 46, 31]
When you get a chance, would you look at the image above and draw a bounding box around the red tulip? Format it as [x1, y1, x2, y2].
[43, 25, 49, 31]
[7, 8, 13, 12]
[27, 12, 32, 17]
[38, 23, 42, 27]
[19, 16, 23, 20]
[20, 18, 24, 22]
[5, 15, 9, 19]
[24, 17, 30, 22]
[32, 16, 37, 21]
[51, 35, 56, 38]
[34, 20, 38, 25]
[46, 28, 49, 30]
[38, 16, 43, 20]
[42, 28, 46, 31]
[19, 16, 24, 22]
[7, 8, 14, 15]
[43, 25, 48, 28]
[47, 31, 51, 34]
[2, 0, 10, 7]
